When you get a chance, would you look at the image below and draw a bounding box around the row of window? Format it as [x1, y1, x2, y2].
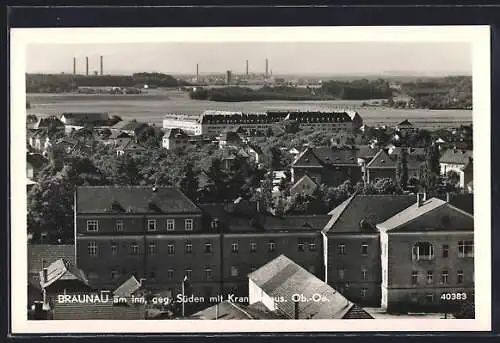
[336, 244, 369, 255]
[86, 219, 194, 232]
[412, 241, 474, 260]
[411, 270, 465, 285]
[337, 267, 369, 281]
[87, 240, 287, 256]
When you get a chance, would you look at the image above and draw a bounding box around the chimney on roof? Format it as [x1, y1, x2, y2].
[446, 192, 451, 203]
[417, 192, 426, 207]
[294, 299, 300, 319]
[42, 267, 48, 284]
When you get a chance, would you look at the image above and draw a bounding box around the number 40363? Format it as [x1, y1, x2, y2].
[441, 293, 467, 301]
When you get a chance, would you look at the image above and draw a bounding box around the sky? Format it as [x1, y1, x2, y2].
[26, 42, 472, 76]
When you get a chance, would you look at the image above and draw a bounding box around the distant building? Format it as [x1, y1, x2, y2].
[33, 116, 65, 130]
[248, 255, 373, 319]
[163, 114, 202, 136]
[365, 148, 425, 183]
[395, 119, 415, 133]
[291, 147, 362, 186]
[110, 120, 148, 136]
[439, 149, 473, 188]
[225, 70, 232, 84]
[60, 112, 111, 132]
[162, 128, 192, 150]
[378, 195, 474, 313]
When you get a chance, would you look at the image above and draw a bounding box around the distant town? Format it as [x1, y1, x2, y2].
[26, 60, 474, 321]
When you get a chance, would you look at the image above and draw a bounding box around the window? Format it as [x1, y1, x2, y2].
[412, 242, 434, 260]
[131, 242, 139, 255]
[87, 220, 99, 232]
[204, 268, 213, 280]
[457, 270, 464, 284]
[338, 244, 346, 255]
[115, 220, 123, 232]
[210, 219, 219, 230]
[297, 242, 305, 252]
[361, 266, 368, 281]
[361, 288, 367, 298]
[167, 269, 175, 281]
[250, 242, 257, 253]
[148, 242, 156, 256]
[185, 219, 193, 231]
[268, 241, 277, 252]
[167, 244, 175, 255]
[425, 294, 434, 304]
[166, 219, 175, 231]
[338, 269, 345, 280]
[111, 270, 118, 280]
[111, 241, 117, 255]
[361, 243, 368, 256]
[231, 266, 239, 277]
[411, 271, 418, 285]
[309, 242, 317, 252]
[185, 269, 192, 279]
[88, 242, 97, 256]
[204, 242, 212, 253]
[147, 219, 156, 232]
[427, 271, 433, 284]
[185, 242, 193, 254]
[441, 270, 449, 284]
[458, 240, 474, 258]
[442, 244, 449, 258]
[231, 243, 239, 253]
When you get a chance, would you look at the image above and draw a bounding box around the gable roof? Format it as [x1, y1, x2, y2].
[290, 175, 318, 194]
[28, 244, 75, 275]
[113, 276, 142, 298]
[397, 119, 413, 127]
[61, 112, 110, 126]
[439, 149, 473, 165]
[39, 258, 89, 289]
[323, 195, 416, 234]
[34, 116, 64, 129]
[311, 147, 359, 166]
[377, 197, 474, 232]
[248, 255, 372, 319]
[366, 149, 424, 170]
[76, 186, 202, 214]
[111, 120, 146, 131]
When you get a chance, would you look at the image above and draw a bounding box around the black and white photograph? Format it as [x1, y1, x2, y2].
[10, 26, 491, 333]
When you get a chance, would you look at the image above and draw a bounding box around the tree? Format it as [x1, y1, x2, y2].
[446, 170, 460, 186]
[283, 120, 300, 134]
[422, 144, 441, 193]
[396, 147, 408, 190]
[374, 178, 400, 194]
[180, 162, 199, 201]
[204, 158, 228, 201]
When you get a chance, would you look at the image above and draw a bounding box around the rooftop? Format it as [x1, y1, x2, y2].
[39, 258, 89, 289]
[248, 255, 372, 319]
[439, 149, 473, 165]
[76, 186, 202, 214]
[28, 244, 75, 275]
[113, 276, 142, 298]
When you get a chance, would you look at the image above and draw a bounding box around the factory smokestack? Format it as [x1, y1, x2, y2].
[246, 60, 249, 76]
[196, 63, 199, 81]
[73, 57, 76, 75]
[265, 58, 269, 78]
[85, 57, 89, 76]
[100, 56, 103, 76]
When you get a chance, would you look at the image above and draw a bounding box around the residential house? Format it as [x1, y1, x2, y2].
[60, 112, 111, 133]
[439, 149, 473, 188]
[248, 255, 373, 319]
[378, 195, 474, 313]
[290, 175, 318, 198]
[321, 195, 415, 306]
[396, 119, 415, 133]
[365, 148, 425, 184]
[218, 130, 244, 149]
[162, 128, 191, 150]
[115, 138, 147, 156]
[110, 120, 148, 136]
[74, 186, 221, 300]
[107, 131, 132, 147]
[291, 147, 362, 186]
[26, 153, 48, 180]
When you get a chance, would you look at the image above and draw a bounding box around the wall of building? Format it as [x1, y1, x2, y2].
[248, 279, 276, 311]
[326, 233, 381, 306]
[383, 231, 474, 313]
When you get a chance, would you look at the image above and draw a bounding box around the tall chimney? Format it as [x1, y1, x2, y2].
[73, 57, 76, 75]
[42, 267, 48, 283]
[85, 56, 89, 76]
[265, 58, 268, 78]
[417, 192, 426, 207]
[246, 60, 249, 76]
[100, 56, 103, 76]
[196, 63, 199, 81]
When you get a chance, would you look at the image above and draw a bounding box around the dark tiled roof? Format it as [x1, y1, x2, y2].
[366, 149, 424, 170]
[26, 153, 48, 169]
[248, 255, 372, 319]
[439, 149, 473, 165]
[76, 186, 202, 214]
[390, 147, 426, 157]
[293, 147, 359, 167]
[61, 112, 110, 126]
[34, 116, 64, 129]
[113, 276, 142, 298]
[355, 145, 379, 159]
[323, 195, 416, 234]
[397, 119, 413, 126]
[377, 197, 474, 232]
[52, 300, 146, 320]
[285, 111, 354, 123]
[164, 128, 191, 139]
[28, 244, 75, 275]
[111, 120, 146, 131]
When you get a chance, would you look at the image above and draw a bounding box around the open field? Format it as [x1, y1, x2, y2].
[27, 89, 472, 130]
